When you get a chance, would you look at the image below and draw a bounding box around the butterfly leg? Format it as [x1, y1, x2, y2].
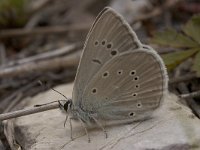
[78, 118, 90, 143]
[69, 117, 74, 141]
[64, 114, 69, 127]
[91, 116, 108, 138]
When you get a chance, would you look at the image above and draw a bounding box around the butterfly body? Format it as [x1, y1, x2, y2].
[60, 7, 168, 142]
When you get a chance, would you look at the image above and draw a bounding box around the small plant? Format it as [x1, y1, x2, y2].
[0, 0, 28, 28]
[151, 15, 200, 76]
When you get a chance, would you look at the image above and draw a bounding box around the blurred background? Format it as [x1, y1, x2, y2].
[0, 0, 200, 149]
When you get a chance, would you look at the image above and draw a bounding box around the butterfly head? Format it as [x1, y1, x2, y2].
[58, 99, 73, 112]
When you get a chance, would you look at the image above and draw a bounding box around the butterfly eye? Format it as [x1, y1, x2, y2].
[117, 70, 123, 75]
[92, 88, 97, 94]
[94, 41, 99, 46]
[134, 76, 139, 81]
[102, 71, 109, 78]
[110, 50, 117, 56]
[129, 112, 135, 117]
[107, 43, 112, 49]
[136, 102, 142, 108]
[101, 40, 106, 45]
[129, 70, 136, 76]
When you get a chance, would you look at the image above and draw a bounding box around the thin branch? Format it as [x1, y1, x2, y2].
[156, 48, 178, 54]
[131, 0, 181, 25]
[0, 103, 59, 121]
[28, 0, 53, 16]
[180, 90, 200, 99]
[0, 23, 91, 39]
[175, 63, 200, 118]
[0, 51, 80, 78]
[4, 43, 82, 67]
[179, 83, 200, 118]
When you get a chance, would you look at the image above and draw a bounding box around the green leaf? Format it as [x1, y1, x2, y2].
[151, 28, 199, 48]
[161, 48, 199, 70]
[192, 51, 200, 76]
[183, 15, 200, 44]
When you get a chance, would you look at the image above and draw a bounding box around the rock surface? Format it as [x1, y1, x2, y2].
[6, 83, 200, 150]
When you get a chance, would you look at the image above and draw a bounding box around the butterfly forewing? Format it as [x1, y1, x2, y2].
[81, 49, 167, 121]
[73, 7, 142, 105]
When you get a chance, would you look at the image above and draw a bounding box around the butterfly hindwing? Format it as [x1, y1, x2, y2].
[81, 49, 168, 121]
[73, 7, 142, 105]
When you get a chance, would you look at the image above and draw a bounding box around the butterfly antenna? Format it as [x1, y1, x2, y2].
[35, 80, 69, 107]
[37, 80, 69, 100]
[51, 88, 69, 100]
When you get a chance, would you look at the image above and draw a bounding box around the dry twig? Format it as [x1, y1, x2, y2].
[0, 103, 59, 121]
[0, 49, 81, 78]
[0, 24, 91, 39]
[131, 0, 181, 25]
[175, 64, 200, 118]
[4, 43, 82, 67]
[178, 83, 200, 118]
[180, 90, 200, 99]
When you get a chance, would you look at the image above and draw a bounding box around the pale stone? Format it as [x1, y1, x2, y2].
[11, 83, 200, 150]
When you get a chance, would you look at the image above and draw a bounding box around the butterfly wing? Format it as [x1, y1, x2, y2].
[73, 7, 142, 105]
[81, 49, 168, 121]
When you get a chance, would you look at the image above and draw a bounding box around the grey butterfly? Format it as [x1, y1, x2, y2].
[60, 7, 168, 142]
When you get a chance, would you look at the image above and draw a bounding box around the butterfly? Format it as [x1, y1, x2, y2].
[59, 7, 168, 142]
